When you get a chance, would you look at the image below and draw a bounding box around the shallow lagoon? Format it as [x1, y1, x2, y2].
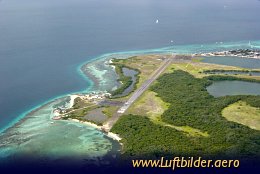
[0, 97, 120, 165]
[207, 81, 260, 97]
[203, 56, 260, 97]
[0, 57, 121, 165]
[202, 56, 260, 69]
[1, 0, 260, 168]
[114, 67, 139, 97]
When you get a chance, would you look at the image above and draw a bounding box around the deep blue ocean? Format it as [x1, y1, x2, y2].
[1, 0, 260, 131]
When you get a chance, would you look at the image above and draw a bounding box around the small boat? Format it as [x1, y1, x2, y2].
[156, 19, 159, 23]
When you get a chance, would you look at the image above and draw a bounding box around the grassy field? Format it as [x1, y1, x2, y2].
[63, 55, 167, 123]
[126, 90, 169, 119]
[64, 97, 100, 121]
[112, 70, 260, 159]
[112, 57, 260, 139]
[222, 101, 260, 130]
[127, 90, 208, 137]
[102, 105, 120, 118]
[168, 61, 260, 80]
[72, 97, 92, 109]
[104, 55, 170, 102]
[112, 55, 168, 88]
[66, 105, 98, 120]
[65, 55, 260, 139]
[123, 58, 260, 138]
[109, 55, 260, 105]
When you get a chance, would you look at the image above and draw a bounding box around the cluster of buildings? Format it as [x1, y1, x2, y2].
[81, 91, 111, 101]
[51, 91, 111, 120]
[52, 107, 67, 120]
[194, 49, 260, 59]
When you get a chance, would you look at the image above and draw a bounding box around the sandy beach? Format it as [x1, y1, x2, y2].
[65, 92, 122, 143]
[108, 59, 116, 70]
[69, 118, 122, 142]
[69, 94, 80, 108]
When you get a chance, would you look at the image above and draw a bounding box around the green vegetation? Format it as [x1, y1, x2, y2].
[222, 101, 260, 130]
[126, 90, 208, 137]
[110, 59, 140, 97]
[102, 105, 119, 118]
[112, 55, 164, 89]
[206, 75, 260, 83]
[126, 90, 169, 118]
[168, 62, 260, 81]
[72, 97, 90, 109]
[203, 69, 260, 74]
[191, 57, 203, 62]
[63, 97, 101, 122]
[112, 70, 260, 159]
[243, 96, 260, 108]
[65, 106, 105, 126]
[66, 105, 98, 120]
[110, 63, 133, 96]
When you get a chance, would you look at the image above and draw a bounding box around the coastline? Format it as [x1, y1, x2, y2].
[3, 40, 260, 133]
[81, 63, 100, 90]
[198, 54, 260, 60]
[68, 95, 78, 108]
[195, 49, 260, 59]
[0, 96, 70, 134]
[69, 118, 122, 142]
[63, 94, 122, 142]
[1, 40, 260, 158]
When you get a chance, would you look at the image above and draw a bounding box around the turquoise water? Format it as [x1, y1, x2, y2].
[7, 45, 260, 133]
[1, 40, 260, 164]
[207, 81, 260, 97]
[0, 97, 120, 165]
[1, 0, 260, 131]
[1, 0, 260, 165]
[0, 56, 122, 164]
[80, 58, 120, 92]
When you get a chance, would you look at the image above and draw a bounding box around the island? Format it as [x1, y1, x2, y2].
[51, 50, 260, 165]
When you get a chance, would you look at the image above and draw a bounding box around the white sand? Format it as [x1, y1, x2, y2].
[107, 132, 122, 141]
[53, 111, 60, 117]
[69, 95, 80, 108]
[108, 59, 113, 64]
[69, 119, 122, 142]
[109, 59, 116, 70]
